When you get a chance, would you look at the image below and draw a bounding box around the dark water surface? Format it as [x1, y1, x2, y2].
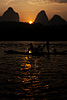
[0, 41, 67, 100]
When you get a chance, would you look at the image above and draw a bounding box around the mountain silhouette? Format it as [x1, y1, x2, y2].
[50, 14, 67, 25]
[2, 7, 19, 22]
[0, 8, 67, 41]
[34, 10, 49, 25]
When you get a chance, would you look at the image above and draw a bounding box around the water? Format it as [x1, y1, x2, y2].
[0, 41, 67, 100]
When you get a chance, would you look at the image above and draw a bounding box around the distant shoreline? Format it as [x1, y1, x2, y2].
[0, 22, 67, 41]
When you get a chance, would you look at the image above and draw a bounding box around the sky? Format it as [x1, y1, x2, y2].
[0, 0, 67, 22]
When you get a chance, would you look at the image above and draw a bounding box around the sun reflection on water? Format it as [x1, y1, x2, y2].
[16, 55, 49, 99]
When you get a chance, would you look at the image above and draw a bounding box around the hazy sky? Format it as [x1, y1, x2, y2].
[0, 0, 67, 22]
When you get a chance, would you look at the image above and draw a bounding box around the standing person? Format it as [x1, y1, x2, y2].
[46, 41, 49, 54]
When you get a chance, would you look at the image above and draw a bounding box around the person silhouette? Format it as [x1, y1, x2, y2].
[28, 43, 33, 53]
[46, 41, 49, 54]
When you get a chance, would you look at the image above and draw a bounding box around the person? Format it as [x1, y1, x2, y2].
[28, 43, 33, 53]
[46, 41, 49, 54]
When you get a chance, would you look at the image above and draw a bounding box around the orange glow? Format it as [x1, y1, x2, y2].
[29, 50, 32, 53]
[25, 64, 31, 68]
[29, 21, 33, 24]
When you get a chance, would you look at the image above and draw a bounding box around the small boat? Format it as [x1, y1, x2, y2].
[4, 50, 67, 55]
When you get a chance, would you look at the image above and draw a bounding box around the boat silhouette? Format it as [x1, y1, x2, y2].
[4, 50, 67, 56]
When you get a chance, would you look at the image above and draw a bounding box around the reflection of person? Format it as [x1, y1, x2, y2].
[28, 43, 33, 53]
[46, 41, 49, 54]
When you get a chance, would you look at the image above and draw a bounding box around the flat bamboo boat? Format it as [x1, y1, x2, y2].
[4, 50, 67, 55]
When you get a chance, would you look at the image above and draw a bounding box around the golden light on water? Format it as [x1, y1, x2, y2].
[29, 21, 33, 24]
